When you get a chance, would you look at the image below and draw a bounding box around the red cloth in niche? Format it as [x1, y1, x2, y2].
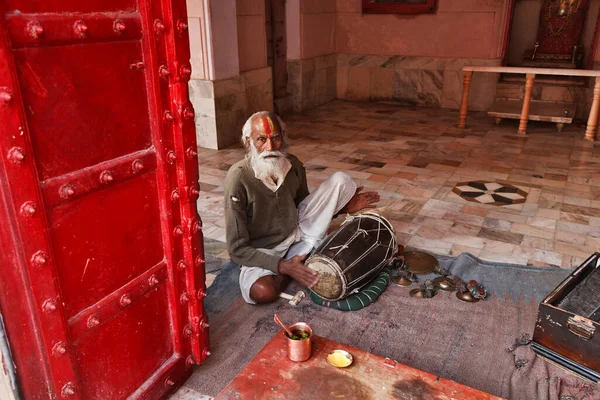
[537, 0, 590, 55]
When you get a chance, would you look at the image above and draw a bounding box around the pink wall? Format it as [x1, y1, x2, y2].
[237, 0, 268, 72]
[336, 0, 509, 59]
[199, 0, 600, 83]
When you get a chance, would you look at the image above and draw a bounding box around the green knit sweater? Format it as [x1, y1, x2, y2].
[224, 155, 309, 273]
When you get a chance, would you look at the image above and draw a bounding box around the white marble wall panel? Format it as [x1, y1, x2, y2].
[338, 54, 502, 111]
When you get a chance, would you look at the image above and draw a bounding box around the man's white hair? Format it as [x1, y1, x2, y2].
[241, 111, 286, 147]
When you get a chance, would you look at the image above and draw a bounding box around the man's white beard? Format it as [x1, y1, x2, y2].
[249, 142, 291, 188]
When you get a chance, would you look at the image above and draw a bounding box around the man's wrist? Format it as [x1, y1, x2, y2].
[277, 259, 288, 275]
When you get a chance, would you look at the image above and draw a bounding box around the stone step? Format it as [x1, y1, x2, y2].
[488, 99, 576, 131]
[495, 82, 586, 103]
[501, 73, 587, 86]
[495, 82, 524, 100]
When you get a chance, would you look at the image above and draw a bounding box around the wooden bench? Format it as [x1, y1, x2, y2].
[457, 66, 600, 140]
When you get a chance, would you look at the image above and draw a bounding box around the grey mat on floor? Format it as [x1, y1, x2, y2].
[204, 252, 570, 322]
[204, 261, 241, 320]
[418, 251, 569, 304]
[204, 238, 228, 274]
[191, 253, 599, 399]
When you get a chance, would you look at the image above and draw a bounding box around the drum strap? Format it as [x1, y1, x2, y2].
[310, 268, 391, 311]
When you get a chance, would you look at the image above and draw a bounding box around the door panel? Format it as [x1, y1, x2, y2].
[0, 0, 209, 398]
[48, 174, 164, 318]
[266, 0, 273, 67]
[266, 0, 287, 99]
[4, 0, 138, 14]
[14, 41, 152, 180]
[272, 0, 287, 99]
[72, 285, 173, 400]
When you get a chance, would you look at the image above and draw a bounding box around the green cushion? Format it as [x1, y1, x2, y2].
[310, 268, 392, 311]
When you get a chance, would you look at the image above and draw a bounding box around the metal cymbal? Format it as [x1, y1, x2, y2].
[456, 290, 480, 303]
[391, 275, 413, 287]
[409, 288, 424, 298]
[433, 276, 456, 292]
[403, 251, 439, 275]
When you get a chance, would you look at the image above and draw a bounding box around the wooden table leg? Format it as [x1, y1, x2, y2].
[585, 76, 600, 141]
[518, 73, 535, 134]
[457, 71, 473, 129]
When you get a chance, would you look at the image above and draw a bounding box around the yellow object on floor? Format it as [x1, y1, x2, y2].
[327, 350, 353, 367]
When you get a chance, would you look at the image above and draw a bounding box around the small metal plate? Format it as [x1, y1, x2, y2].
[391, 275, 413, 287]
[433, 276, 456, 292]
[327, 350, 353, 368]
[456, 291, 480, 303]
[409, 288, 424, 298]
[404, 251, 438, 275]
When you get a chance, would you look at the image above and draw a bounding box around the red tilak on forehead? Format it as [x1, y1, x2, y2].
[261, 116, 275, 137]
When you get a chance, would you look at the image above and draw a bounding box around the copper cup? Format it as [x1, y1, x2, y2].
[285, 322, 313, 362]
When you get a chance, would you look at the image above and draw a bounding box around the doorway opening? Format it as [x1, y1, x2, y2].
[265, 0, 288, 113]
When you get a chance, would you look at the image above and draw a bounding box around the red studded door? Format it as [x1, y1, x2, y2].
[0, 1, 209, 399]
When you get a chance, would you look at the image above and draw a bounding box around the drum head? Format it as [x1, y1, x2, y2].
[305, 254, 345, 300]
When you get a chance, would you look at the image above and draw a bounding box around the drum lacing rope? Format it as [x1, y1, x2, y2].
[329, 244, 349, 251]
[329, 228, 368, 259]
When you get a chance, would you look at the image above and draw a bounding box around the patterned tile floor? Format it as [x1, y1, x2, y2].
[195, 100, 600, 269]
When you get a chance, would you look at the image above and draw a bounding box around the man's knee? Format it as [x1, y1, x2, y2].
[329, 171, 353, 187]
[249, 277, 280, 304]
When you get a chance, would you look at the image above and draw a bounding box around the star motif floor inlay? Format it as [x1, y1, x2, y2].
[452, 181, 528, 206]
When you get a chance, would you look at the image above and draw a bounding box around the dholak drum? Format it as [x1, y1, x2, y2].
[306, 212, 397, 301]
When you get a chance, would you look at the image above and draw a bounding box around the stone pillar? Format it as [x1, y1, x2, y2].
[286, 0, 302, 112]
[187, 0, 280, 149]
[285, 0, 336, 113]
[187, 0, 247, 149]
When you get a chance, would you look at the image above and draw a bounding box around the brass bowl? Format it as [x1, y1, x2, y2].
[327, 349, 353, 368]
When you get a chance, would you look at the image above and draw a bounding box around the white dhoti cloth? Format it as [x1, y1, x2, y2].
[239, 172, 357, 304]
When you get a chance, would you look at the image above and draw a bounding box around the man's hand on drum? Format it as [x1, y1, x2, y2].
[278, 254, 319, 288]
[340, 186, 380, 214]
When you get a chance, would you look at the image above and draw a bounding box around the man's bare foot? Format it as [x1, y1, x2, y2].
[339, 186, 380, 214]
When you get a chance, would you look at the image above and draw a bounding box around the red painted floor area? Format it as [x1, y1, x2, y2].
[215, 332, 504, 399]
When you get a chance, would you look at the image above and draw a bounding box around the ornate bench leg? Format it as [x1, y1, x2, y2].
[556, 123, 565, 132]
[585, 76, 600, 141]
[494, 117, 502, 125]
[518, 73, 535, 135]
[457, 71, 473, 129]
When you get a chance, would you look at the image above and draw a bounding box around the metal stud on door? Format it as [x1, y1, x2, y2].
[0, 0, 208, 399]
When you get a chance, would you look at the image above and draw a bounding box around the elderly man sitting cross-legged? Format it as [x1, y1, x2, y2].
[224, 111, 380, 305]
